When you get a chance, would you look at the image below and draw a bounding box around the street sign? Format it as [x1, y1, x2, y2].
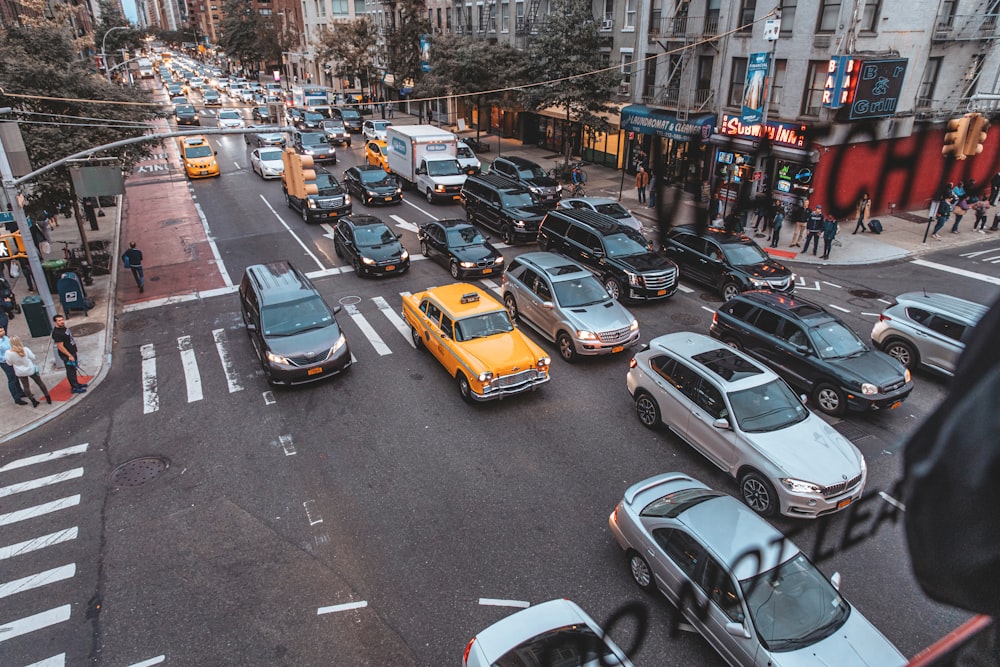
[0, 212, 13, 224]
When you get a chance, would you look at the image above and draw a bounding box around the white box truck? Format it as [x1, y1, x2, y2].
[386, 125, 467, 203]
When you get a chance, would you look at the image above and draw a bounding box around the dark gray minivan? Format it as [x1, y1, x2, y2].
[240, 261, 351, 385]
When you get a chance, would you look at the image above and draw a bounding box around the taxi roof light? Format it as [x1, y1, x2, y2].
[460, 292, 480, 304]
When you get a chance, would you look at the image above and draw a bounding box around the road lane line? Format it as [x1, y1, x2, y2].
[0, 605, 72, 643]
[401, 199, 436, 220]
[303, 500, 323, 526]
[213, 328, 244, 393]
[141, 343, 158, 414]
[258, 193, 326, 271]
[827, 303, 850, 313]
[389, 213, 419, 233]
[24, 653, 66, 666]
[0, 468, 84, 498]
[701, 306, 715, 313]
[910, 259, 1000, 285]
[677, 284, 694, 293]
[177, 336, 203, 403]
[373, 296, 413, 347]
[480, 278, 501, 295]
[0, 444, 88, 472]
[125, 657, 165, 667]
[193, 202, 233, 287]
[317, 601, 368, 615]
[0, 563, 76, 599]
[344, 304, 391, 355]
[0, 496, 81, 527]
[122, 286, 240, 313]
[0, 528, 78, 561]
[822, 280, 842, 288]
[479, 598, 531, 608]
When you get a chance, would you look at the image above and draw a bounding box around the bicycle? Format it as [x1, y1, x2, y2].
[569, 182, 587, 197]
[549, 161, 588, 184]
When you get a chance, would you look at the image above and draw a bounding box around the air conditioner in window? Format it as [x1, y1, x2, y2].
[601, 19, 614, 30]
[619, 81, 631, 94]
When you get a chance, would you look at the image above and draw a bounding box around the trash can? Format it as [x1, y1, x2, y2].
[42, 259, 68, 294]
[21, 295, 52, 338]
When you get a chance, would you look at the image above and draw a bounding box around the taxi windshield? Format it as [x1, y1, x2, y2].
[455, 311, 514, 341]
[184, 145, 213, 158]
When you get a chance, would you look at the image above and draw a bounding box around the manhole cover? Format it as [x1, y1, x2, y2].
[671, 312, 701, 325]
[110, 457, 169, 487]
[832, 421, 873, 443]
[339, 295, 362, 306]
[68, 322, 104, 337]
[848, 289, 883, 299]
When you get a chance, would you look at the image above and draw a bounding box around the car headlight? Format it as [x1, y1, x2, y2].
[494, 256, 504, 264]
[577, 330, 599, 341]
[460, 261, 476, 268]
[361, 256, 376, 265]
[307, 199, 317, 209]
[365, 189, 378, 197]
[750, 278, 769, 288]
[629, 319, 639, 331]
[208, 161, 217, 168]
[400, 249, 409, 261]
[781, 478, 823, 494]
[477, 371, 493, 382]
[327, 333, 347, 357]
[861, 382, 878, 395]
[343, 194, 351, 204]
[626, 272, 641, 287]
[266, 351, 291, 365]
[537, 356, 551, 367]
[904, 369, 911, 383]
[304, 149, 315, 155]
[434, 184, 447, 193]
[514, 220, 526, 228]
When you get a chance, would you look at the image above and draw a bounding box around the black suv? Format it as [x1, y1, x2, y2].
[461, 173, 549, 245]
[333, 214, 411, 277]
[490, 155, 563, 206]
[663, 224, 795, 301]
[710, 291, 913, 416]
[283, 169, 352, 223]
[537, 209, 678, 302]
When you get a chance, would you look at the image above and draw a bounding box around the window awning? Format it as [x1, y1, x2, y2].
[534, 105, 622, 128]
[620, 105, 716, 142]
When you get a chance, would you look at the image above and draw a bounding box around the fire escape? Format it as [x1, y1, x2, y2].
[478, 0, 497, 36]
[643, 1, 719, 119]
[515, 0, 541, 48]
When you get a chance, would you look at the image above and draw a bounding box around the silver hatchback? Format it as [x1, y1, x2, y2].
[871, 291, 987, 375]
[502, 252, 640, 362]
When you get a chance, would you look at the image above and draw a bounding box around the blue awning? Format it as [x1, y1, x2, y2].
[620, 105, 715, 142]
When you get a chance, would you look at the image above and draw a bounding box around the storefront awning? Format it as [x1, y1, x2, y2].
[620, 105, 716, 142]
[535, 105, 622, 128]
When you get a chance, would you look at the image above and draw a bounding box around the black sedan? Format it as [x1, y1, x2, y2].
[252, 106, 271, 123]
[333, 215, 410, 277]
[417, 219, 504, 279]
[343, 166, 402, 206]
[174, 104, 200, 125]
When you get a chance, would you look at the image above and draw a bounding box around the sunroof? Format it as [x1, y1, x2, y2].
[692, 348, 762, 381]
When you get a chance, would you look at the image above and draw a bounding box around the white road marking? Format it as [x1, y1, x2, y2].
[480, 278, 501, 295]
[319, 222, 337, 240]
[125, 657, 165, 667]
[0, 444, 87, 472]
[178, 336, 203, 403]
[194, 202, 233, 287]
[0, 468, 84, 499]
[303, 500, 323, 526]
[279, 434, 296, 456]
[24, 654, 66, 667]
[958, 247, 1000, 258]
[258, 193, 326, 271]
[877, 298, 891, 304]
[701, 306, 715, 313]
[827, 303, 850, 313]
[795, 277, 821, 290]
[910, 259, 1000, 285]
[305, 266, 353, 279]
[402, 198, 436, 220]
[0, 605, 72, 643]
[373, 296, 413, 347]
[479, 598, 531, 608]
[141, 343, 158, 414]
[861, 312, 880, 317]
[822, 280, 842, 288]
[0, 563, 76, 599]
[390, 213, 419, 233]
[122, 286, 240, 313]
[677, 284, 694, 293]
[0, 528, 78, 561]
[0, 496, 80, 527]
[213, 328, 244, 393]
[879, 491, 907, 512]
[263, 391, 276, 405]
[344, 304, 391, 355]
[317, 601, 368, 615]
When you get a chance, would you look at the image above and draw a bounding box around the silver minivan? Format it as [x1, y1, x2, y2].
[871, 291, 987, 375]
[501, 252, 640, 362]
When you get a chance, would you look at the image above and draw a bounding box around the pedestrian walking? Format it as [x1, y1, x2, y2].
[853, 193, 872, 234]
[52, 314, 87, 394]
[0, 324, 27, 405]
[952, 196, 970, 233]
[4, 336, 51, 407]
[952, 180, 966, 200]
[991, 171, 1000, 206]
[635, 165, 649, 204]
[789, 201, 809, 247]
[932, 197, 954, 238]
[801, 205, 824, 255]
[972, 198, 991, 232]
[387, 101, 395, 119]
[821, 215, 839, 259]
[647, 171, 656, 208]
[769, 207, 784, 247]
[378, 95, 386, 119]
[122, 241, 144, 292]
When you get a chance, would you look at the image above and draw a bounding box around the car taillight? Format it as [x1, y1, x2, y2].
[629, 357, 637, 368]
[463, 638, 475, 664]
[712, 312, 718, 324]
[879, 313, 891, 322]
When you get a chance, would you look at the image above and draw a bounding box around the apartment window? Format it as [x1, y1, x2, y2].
[501, 1, 509, 31]
[770, 59, 786, 108]
[621, 48, 634, 83]
[917, 57, 941, 108]
[860, 0, 881, 32]
[817, 0, 840, 32]
[649, 0, 661, 35]
[940, 0, 957, 27]
[603, 0, 614, 21]
[428, 9, 433, 23]
[644, 56, 657, 97]
[801, 60, 827, 115]
[737, 0, 756, 31]
[354, 0, 364, 13]
[446, 7, 452, 28]
[331, 0, 347, 15]
[728, 57, 747, 107]
[259, 7, 272, 14]
[778, 0, 795, 34]
[319, 0, 326, 16]
[624, 0, 636, 29]
[705, 0, 720, 34]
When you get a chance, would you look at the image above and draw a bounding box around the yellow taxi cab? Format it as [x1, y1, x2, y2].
[365, 139, 389, 172]
[402, 284, 550, 403]
[179, 135, 220, 179]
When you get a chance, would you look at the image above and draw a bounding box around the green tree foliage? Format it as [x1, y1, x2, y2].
[218, 0, 281, 73]
[315, 17, 376, 89]
[93, 0, 144, 57]
[383, 0, 432, 87]
[525, 0, 621, 163]
[0, 22, 161, 215]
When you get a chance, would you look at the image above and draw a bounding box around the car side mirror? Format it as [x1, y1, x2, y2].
[332, 305, 342, 315]
[214, 151, 218, 156]
[725, 622, 751, 639]
[395, 233, 402, 240]
[713, 417, 731, 430]
[830, 572, 842, 590]
[795, 345, 809, 355]
[541, 301, 554, 310]
[416, 168, 426, 175]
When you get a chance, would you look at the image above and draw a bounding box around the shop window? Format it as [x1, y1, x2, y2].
[817, 0, 841, 33]
[778, 0, 795, 34]
[727, 58, 747, 107]
[800, 60, 826, 116]
[737, 0, 756, 32]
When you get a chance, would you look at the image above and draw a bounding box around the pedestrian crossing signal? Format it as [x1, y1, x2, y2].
[0, 232, 26, 260]
[943, 114, 971, 159]
[962, 113, 990, 158]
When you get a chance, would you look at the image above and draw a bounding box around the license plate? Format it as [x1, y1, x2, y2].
[385, 265, 395, 271]
[307, 367, 323, 376]
[384, 196, 393, 202]
[837, 497, 852, 509]
[612, 345, 624, 353]
[889, 400, 902, 409]
[657, 289, 667, 295]
[482, 268, 492, 274]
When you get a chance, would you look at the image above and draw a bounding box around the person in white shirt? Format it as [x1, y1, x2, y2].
[4, 336, 51, 407]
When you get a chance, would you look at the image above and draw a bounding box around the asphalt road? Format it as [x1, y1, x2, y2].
[3, 103, 997, 666]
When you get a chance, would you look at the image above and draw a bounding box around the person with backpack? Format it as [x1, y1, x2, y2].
[122, 242, 144, 293]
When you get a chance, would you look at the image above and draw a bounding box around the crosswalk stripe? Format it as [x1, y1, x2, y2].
[343, 304, 391, 356]
[0, 563, 76, 599]
[178, 335, 203, 403]
[480, 278, 501, 296]
[0, 527, 78, 561]
[0, 496, 80, 527]
[0, 444, 88, 473]
[0, 604, 72, 643]
[213, 328, 244, 393]
[0, 468, 84, 499]
[372, 296, 413, 348]
[141, 344, 158, 414]
[910, 259, 1000, 285]
[24, 653, 66, 667]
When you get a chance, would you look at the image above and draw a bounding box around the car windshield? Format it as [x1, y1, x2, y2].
[304, 112, 323, 123]
[603, 232, 651, 258]
[259, 150, 282, 162]
[741, 552, 850, 652]
[500, 192, 536, 208]
[322, 121, 345, 131]
[516, 164, 547, 179]
[371, 121, 389, 131]
[340, 109, 360, 120]
[454, 311, 514, 341]
[494, 625, 626, 667]
[722, 241, 770, 266]
[314, 174, 341, 196]
[219, 111, 240, 119]
[301, 133, 328, 146]
[426, 160, 462, 176]
[261, 296, 334, 336]
[727, 379, 809, 432]
[354, 224, 396, 247]
[552, 275, 611, 307]
[446, 226, 485, 247]
[175, 105, 195, 114]
[359, 170, 394, 186]
[184, 145, 213, 158]
[809, 320, 867, 359]
[456, 146, 475, 159]
[594, 202, 631, 218]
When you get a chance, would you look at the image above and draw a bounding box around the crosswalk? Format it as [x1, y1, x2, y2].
[0, 444, 89, 666]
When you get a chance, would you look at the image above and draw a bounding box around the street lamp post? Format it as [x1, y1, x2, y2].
[101, 26, 131, 83]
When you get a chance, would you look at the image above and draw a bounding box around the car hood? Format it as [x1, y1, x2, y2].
[563, 299, 635, 332]
[770, 608, 906, 667]
[451, 243, 499, 263]
[745, 415, 863, 487]
[259, 158, 284, 170]
[509, 205, 549, 222]
[525, 175, 559, 188]
[361, 182, 399, 195]
[615, 253, 676, 273]
[825, 350, 906, 388]
[737, 258, 793, 279]
[461, 332, 544, 375]
[428, 174, 467, 186]
[264, 323, 342, 357]
[357, 243, 404, 262]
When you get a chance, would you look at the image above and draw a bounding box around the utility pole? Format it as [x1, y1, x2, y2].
[101, 26, 131, 83]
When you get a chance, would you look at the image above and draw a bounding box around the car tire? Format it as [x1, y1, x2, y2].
[450, 261, 460, 279]
[504, 294, 519, 322]
[352, 257, 362, 275]
[410, 326, 424, 350]
[634, 391, 661, 429]
[628, 551, 656, 591]
[456, 372, 474, 404]
[740, 470, 778, 517]
[301, 206, 309, 224]
[347, 140, 352, 148]
[334, 239, 343, 259]
[557, 332, 577, 363]
[884, 339, 918, 370]
[285, 192, 293, 208]
[721, 282, 741, 301]
[502, 226, 515, 245]
[420, 240, 430, 257]
[813, 382, 847, 417]
[604, 277, 623, 301]
[426, 189, 435, 204]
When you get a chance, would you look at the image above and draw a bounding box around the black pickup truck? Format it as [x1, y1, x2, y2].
[283, 170, 353, 223]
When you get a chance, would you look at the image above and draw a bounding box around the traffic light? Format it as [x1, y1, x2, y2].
[962, 112, 990, 158]
[943, 114, 971, 159]
[300, 155, 318, 196]
[281, 150, 318, 198]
